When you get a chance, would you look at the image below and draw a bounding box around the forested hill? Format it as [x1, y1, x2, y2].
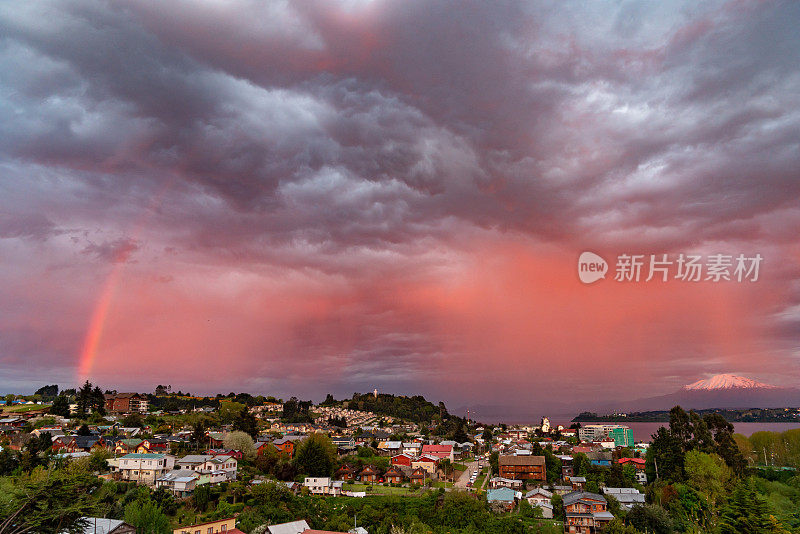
[343, 393, 447, 423]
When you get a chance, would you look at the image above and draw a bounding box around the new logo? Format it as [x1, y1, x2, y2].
[578, 252, 608, 284]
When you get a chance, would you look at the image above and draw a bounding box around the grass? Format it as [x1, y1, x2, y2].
[1, 404, 49, 413]
[473, 467, 487, 492]
[0, 478, 15, 505]
[342, 483, 414, 495]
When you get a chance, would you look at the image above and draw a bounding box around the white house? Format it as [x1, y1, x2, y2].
[115, 453, 176, 486]
[176, 454, 237, 483]
[155, 469, 199, 497]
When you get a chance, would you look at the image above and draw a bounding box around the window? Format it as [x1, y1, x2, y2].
[221, 526, 227, 532]
[207, 528, 213, 534]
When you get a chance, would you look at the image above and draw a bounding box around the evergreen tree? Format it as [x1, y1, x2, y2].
[293, 433, 337, 476]
[50, 395, 71, 417]
[718, 478, 773, 534]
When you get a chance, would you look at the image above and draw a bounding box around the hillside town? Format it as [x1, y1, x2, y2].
[2, 383, 775, 534]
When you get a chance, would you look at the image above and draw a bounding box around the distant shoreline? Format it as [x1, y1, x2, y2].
[572, 407, 800, 423]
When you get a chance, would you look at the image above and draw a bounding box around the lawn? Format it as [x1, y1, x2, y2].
[473, 467, 487, 491]
[1, 404, 49, 413]
[342, 483, 414, 495]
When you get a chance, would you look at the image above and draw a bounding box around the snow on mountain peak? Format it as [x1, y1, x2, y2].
[683, 374, 775, 391]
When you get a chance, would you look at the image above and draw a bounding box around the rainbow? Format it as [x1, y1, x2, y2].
[76, 260, 126, 382]
[76, 179, 175, 383]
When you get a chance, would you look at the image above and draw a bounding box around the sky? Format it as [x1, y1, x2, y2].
[1, 1, 799, 417]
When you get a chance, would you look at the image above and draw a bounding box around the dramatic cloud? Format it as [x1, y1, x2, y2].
[0, 0, 798, 415]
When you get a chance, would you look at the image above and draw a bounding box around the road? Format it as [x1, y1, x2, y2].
[453, 460, 481, 489]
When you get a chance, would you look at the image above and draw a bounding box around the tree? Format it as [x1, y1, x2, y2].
[124, 499, 171, 534]
[1, 470, 100, 533]
[224, 431, 256, 460]
[684, 450, 730, 517]
[489, 451, 499, 475]
[76, 424, 91, 436]
[626, 504, 674, 534]
[34, 385, 59, 398]
[293, 433, 336, 476]
[718, 478, 773, 534]
[192, 420, 206, 449]
[50, 395, 70, 417]
[232, 406, 258, 438]
[91, 387, 106, 415]
[482, 427, 493, 442]
[704, 413, 746, 475]
[219, 401, 246, 424]
[4, 394, 14, 406]
[122, 413, 144, 428]
[647, 426, 685, 482]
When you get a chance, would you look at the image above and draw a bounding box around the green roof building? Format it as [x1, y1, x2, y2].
[608, 427, 633, 448]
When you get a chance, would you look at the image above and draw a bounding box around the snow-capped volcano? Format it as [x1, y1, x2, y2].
[683, 374, 775, 391]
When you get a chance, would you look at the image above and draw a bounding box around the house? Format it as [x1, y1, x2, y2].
[0, 417, 26, 429]
[173, 517, 243, 534]
[273, 436, 303, 458]
[156, 469, 199, 497]
[54, 435, 104, 453]
[207, 432, 226, 448]
[377, 441, 402, 456]
[115, 439, 146, 455]
[525, 488, 553, 518]
[586, 451, 612, 467]
[31, 426, 63, 439]
[602, 487, 645, 510]
[411, 455, 438, 475]
[265, 520, 310, 534]
[67, 518, 136, 534]
[402, 442, 422, 456]
[358, 466, 378, 483]
[524, 488, 553, 518]
[617, 457, 647, 484]
[558, 455, 574, 479]
[391, 453, 413, 467]
[104, 393, 149, 414]
[487, 487, 517, 511]
[566, 476, 587, 491]
[384, 466, 404, 484]
[115, 453, 176, 486]
[143, 438, 168, 452]
[176, 454, 238, 483]
[336, 465, 356, 481]
[498, 455, 546, 481]
[420, 444, 454, 462]
[52, 451, 92, 462]
[408, 467, 428, 484]
[304, 477, 339, 495]
[488, 476, 523, 490]
[256, 441, 278, 456]
[552, 485, 573, 496]
[563, 491, 614, 533]
[205, 448, 243, 460]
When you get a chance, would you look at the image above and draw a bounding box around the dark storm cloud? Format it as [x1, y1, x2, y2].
[1, 0, 799, 398]
[82, 237, 141, 263]
[0, 213, 56, 240]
